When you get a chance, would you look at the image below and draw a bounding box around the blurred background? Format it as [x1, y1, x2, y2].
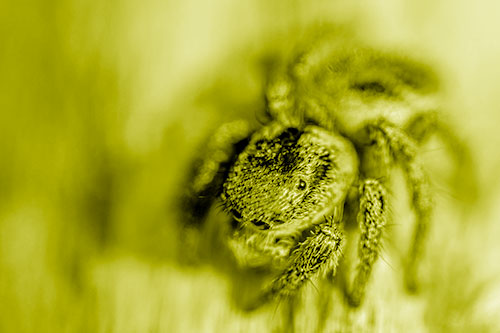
[1, 0, 500, 331]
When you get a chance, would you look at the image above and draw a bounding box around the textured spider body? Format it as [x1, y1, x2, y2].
[183, 31, 471, 311]
[222, 123, 357, 269]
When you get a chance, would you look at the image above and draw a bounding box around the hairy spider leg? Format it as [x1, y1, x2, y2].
[244, 217, 344, 312]
[184, 120, 252, 225]
[362, 119, 432, 292]
[348, 179, 387, 307]
[182, 120, 252, 262]
[405, 112, 478, 207]
[245, 180, 386, 317]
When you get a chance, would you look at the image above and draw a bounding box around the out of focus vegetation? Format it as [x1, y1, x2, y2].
[1, 0, 500, 332]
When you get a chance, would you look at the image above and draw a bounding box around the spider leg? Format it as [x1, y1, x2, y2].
[403, 161, 432, 291]
[244, 217, 344, 311]
[360, 119, 432, 292]
[265, 57, 335, 130]
[180, 120, 253, 262]
[405, 111, 478, 206]
[266, 74, 337, 131]
[183, 120, 252, 225]
[266, 74, 300, 127]
[347, 178, 387, 307]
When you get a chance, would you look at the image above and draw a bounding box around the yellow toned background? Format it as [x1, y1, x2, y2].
[1, 0, 500, 332]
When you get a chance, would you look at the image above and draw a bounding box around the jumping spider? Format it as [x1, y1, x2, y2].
[183, 32, 473, 310]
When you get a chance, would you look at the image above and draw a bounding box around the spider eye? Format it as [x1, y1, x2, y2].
[297, 179, 307, 191]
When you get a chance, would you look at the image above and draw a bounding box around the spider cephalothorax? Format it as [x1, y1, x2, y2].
[182, 29, 474, 314]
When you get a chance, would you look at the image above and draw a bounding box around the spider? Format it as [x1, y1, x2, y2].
[182, 30, 473, 312]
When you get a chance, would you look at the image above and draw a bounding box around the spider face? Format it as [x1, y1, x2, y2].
[221, 122, 357, 267]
